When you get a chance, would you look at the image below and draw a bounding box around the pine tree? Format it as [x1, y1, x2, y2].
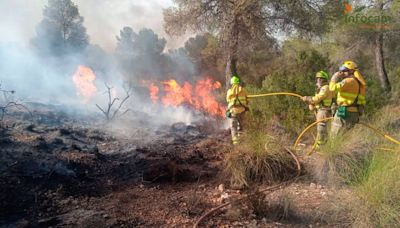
[32, 0, 89, 57]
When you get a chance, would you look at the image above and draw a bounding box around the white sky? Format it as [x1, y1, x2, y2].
[0, 0, 190, 51]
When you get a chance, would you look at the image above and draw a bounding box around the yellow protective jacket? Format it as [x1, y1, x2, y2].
[226, 84, 249, 114]
[311, 84, 334, 110]
[329, 71, 366, 110]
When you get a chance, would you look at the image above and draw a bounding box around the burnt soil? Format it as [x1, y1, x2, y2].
[0, 104, 336, 227]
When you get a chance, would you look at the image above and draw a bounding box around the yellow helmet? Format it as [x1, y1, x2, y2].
[339, 61, 357, 71]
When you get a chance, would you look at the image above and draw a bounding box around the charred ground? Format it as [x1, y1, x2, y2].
[0, 103, 229, 227]
[1, 104, 335, 227]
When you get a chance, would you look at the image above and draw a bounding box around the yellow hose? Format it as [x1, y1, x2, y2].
[358, 122, 400, 145]
[248, 92, 303, 99]
[293, 118, 400, 155]
[248, 92, 400, 152]
[293, 117, 334, 154]
[376, 147, 399, 152]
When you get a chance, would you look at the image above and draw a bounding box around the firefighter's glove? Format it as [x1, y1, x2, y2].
[331, 72, 343, 83]
[302, 96, 312, 104]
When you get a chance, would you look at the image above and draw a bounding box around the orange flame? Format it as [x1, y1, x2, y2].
[193, 78, 225, 117]
[149, 83, 159, 103]
[147, 77, 225, 117]
[72, 65, 97, 102]
[161, 80, 193, 106]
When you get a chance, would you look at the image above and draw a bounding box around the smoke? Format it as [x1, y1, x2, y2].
[0, 44, 75, 104]
[74, 0, 192, 51]
[0, 0, 180, 101]
[0, 0, 225, 129]
[0, 0, 190, 51]
[0, 0, 46, 48]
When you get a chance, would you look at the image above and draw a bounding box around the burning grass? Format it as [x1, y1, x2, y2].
[145, 77, 226, 117]
[223, 131, 299, 188]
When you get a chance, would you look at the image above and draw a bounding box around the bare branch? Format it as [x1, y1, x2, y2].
[0, 84, 32, 124]
[0, 101, 33, 121]
[95, 104, 108, 117]
[96, 83, 132, 121]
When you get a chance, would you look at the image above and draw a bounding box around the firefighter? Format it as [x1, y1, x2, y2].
[329, 61, 366, 136]
[226, 76, 249, 145]
[302, 71, 334, 148]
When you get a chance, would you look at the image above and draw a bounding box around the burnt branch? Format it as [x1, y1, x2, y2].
[0, 83, 16, 102]
[0, 84, 32, 124]
[0, 102, 32, 121]
[96, 83, 131, 121]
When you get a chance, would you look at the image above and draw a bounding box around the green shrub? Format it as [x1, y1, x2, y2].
[245, 45, 329, 135]
[388, 66, 400, 103]
[364, 77, 390, 116]
[246, 83, 312, 135]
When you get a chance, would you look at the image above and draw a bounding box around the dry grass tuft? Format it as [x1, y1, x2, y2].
[314, 189, 354, 227]
[223, 131, 299, 188]
[245, 189, 295, 221]
[312, 128, 374, 186]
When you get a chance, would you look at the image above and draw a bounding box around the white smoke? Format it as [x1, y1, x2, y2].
[74, 0, 191, 51]
[0, 0, 225, 129]
[0, 0, 190, 51]
[0, 0, 46, 48]
[0, 44, 75, 104]
[0, 0, 170, 102]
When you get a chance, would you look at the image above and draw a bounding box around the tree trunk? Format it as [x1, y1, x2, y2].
[225, 55, 231, 89]
[225, 55, 238, 89]
[374, 1, 391, 92]
[374, 33, 391, 92]
[225, 16, 239, 89]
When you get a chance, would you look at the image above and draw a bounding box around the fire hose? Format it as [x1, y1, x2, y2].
[247, 92, 317, 117]
[247, 92, 303, 99]
[196, 92, 400, 226]
[293, 117, 400, 155]
[246, 93, 400, 152]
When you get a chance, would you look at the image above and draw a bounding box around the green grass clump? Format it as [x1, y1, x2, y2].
[316, 104, 400, 227]
[313, 104, 400, 185]
[314, 128, 374, 185]
[349, 105, 400, 227]
[350, 148, 400, 227]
